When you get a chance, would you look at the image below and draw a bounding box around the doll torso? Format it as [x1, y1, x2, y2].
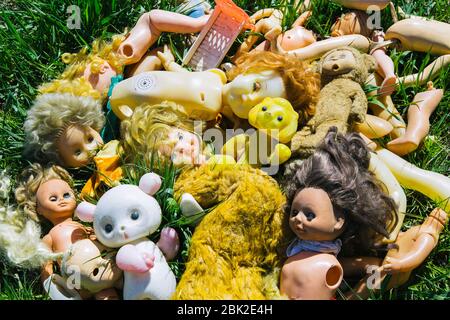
[280, 251, 343, 300]
[48, 220, 89, 253]
[110, 71, 224, 121]
[122, 238, 176, 300]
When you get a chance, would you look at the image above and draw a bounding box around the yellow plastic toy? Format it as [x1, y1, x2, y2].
[376, 147, 450, 213]
[221, 98, 298, 168]
[248, 97, 299, 144]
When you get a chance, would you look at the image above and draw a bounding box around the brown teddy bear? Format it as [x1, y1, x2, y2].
[290, 46, 376, 157]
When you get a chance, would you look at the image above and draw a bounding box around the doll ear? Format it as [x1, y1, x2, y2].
[75, 202, 96, 222]
[334, 217, 345, 232]
[139, 173, 162, 196]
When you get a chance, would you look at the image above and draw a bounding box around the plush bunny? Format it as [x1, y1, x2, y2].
[76, 173, 176, 300]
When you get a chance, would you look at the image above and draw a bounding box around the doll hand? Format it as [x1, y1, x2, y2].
[157, 45, 176, 70]
[116, 244, 154, 273]
[382, 257, 404, 274]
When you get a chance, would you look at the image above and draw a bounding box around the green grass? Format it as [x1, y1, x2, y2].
[0, 0, 449, 300]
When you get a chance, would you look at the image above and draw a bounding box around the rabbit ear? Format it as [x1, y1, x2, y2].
[139, 173, 162, 196]
[75, 202, 96, 222]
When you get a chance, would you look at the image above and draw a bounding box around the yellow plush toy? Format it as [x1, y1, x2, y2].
[173, 164, 291, 299]
[221, 97, 298, 167]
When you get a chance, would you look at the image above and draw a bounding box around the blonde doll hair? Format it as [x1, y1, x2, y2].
[121, 101, 206, 165]
[0, 169, 63, 267]
[23, 93, 105, 165]
[60, 35, 125, 81]
[15, 163, 74, 223]
[227, 51, 321, 124]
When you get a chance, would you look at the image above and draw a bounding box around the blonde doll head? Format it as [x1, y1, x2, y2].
[15, 163, 74, 224]
[121, 101, 207, 167]
[23, 92, 105, 167]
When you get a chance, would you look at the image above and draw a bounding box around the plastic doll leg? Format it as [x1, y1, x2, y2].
[372, 49, 396, 97]
[119, 10, 211, 64]
[369, 94, 406, 139]
[156, 227, 180, 261]
[376, 147, 450, 213]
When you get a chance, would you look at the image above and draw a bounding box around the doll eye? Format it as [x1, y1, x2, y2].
[104, 224, 113, 233]
[290, 209, 299, 217]
[262, 106, 267, 111]
[49, 195, 57, 202]
[74, 149, 82, 156]
[87, 136, 94, 143]
[253, 81, 261, 92]
[92, 268, 99, 277]
[130, 210, 140, 220]
[277, 116, 283, 121]
[178, 134, 184, 141]
[304, 211, 316, 221]
[63, 192, 71, 199]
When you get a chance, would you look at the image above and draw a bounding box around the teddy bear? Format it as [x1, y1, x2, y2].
[76, 172, 177, 300]
[172, 164, 291, 299]
[290, 46, 376, 157]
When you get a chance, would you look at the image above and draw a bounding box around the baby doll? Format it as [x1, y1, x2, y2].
[281, 127, 398, 299]
[14, 163, 92, 282]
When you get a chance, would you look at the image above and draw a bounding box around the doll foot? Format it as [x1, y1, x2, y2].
[157, 227, 180, 261]
[378, 75, 397, 97]
[387, 136, 419, 156]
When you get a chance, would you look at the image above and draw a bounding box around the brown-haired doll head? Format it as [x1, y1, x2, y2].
[283, 127, 398, 256]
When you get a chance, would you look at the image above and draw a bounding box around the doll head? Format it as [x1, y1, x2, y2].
[57, 36, 125, 96]
[121, 101, 207, 167]
[224, 51, 320, 123]
[62, 239, 122, 293]
[23, 93, 105, 168]
[319, 47, 376, 86]
[15, 163, 75, 224]
[76, 173, 162, 248]
[283, 127, 398, 254]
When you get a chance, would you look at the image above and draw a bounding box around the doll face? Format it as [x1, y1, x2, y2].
[278, 26, 316, 51]
[83, 60, 117, 94]
[93, 185, 162, 248]
[222, 70, 287, 119]
[289, 188, 345, 242]
[36, 179, 76, 222]
[160, 129, 205, 166]
[64, 239, 122, 293]
[56, 124, 104, 168]
[321, 49, 356, 76]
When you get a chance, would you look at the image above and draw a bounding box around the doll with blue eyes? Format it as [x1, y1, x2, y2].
[280, 127, 398, 299]
[14, 163, 91, 282]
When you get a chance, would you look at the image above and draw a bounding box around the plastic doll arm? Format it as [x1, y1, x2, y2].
[157, 45, 189, 72]
[268, 143, 291, 165]
[118, 10, 211, 64]
[354, 114, 393, 139]
[116, 244, 154, 273]
[292, 10, 312, 28]
[156, 227, 180, 261]
[382, 233, 437, 273]
[369, 93, 406, 139]
[40, 234, 54, 282]
[397, 55, 450, 88]
[249, 8, 278, 23]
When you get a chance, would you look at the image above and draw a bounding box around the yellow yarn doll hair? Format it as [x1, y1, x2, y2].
[121, 101, 206, 166]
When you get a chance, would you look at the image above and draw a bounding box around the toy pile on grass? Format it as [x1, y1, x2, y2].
[0, 0, 449, 300]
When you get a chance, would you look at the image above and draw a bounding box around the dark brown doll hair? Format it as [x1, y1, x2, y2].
[282, 127, 398, 255]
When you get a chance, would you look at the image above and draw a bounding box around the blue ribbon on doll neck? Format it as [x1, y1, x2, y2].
[286, 238, 343, 257]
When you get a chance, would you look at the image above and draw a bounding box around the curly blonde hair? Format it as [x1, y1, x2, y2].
[23, 93, 105, 165]
[15, 163, 74, 223]
[227, 51, 321, 124]
[121, 101, 206, 165]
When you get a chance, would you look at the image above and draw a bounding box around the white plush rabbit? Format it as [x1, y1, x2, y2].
[76, 173, 176, 300]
